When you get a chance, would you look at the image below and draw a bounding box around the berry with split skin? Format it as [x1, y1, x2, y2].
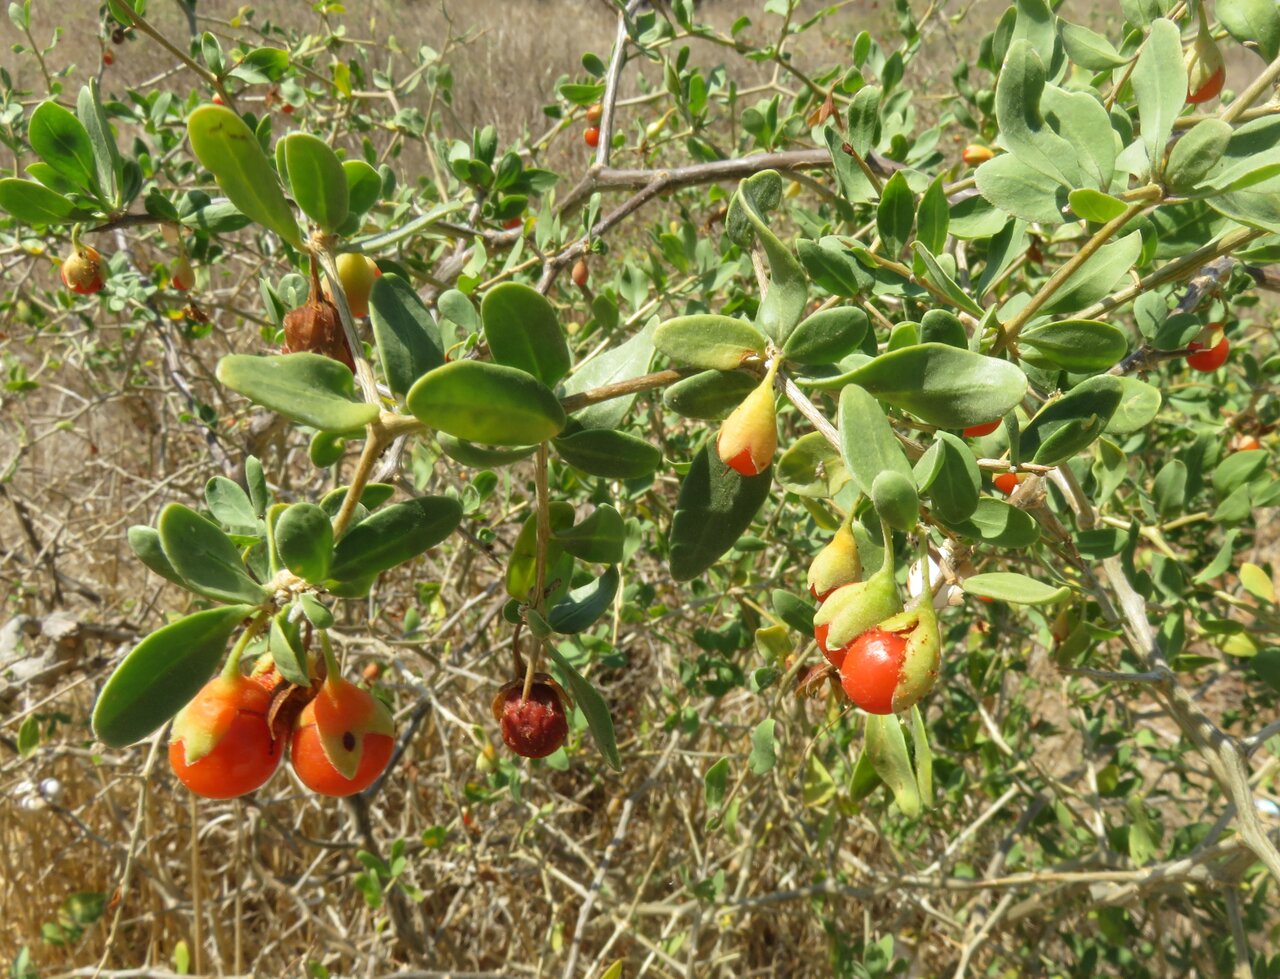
[169, 670, 281, 799]
[964, 419, 1001, 438]
[716, 363, 778, 477]
[60, 245, 107, 295]
[993, 472, 1021, 496]
[584, 126, 601, 148]
[290, 672, 395, 797]
[492, 674, 570, 758]
[1186, 332, 1229, 373]
[838, 604, 941, 715]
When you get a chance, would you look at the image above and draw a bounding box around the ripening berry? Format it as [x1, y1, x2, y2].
[838, 605, 941, 715]
[961, 144, 993, 166]
[492, 676, 569, 758]
[172, 257, 194, 291]
[807, 522, 862, 602]
[60, 246, 107, 295]
[1186, 334, 1229, 372]
[323, 253, 380, 319]
[212, 94, 224, 106]
[964, 419, 1002, 438]
[571, 258, 589, 287]
[584, 126, 601, 148]
[993, 472, 1021, 495]
[169, 674, 281, 799]
[1186, 22, 1225, 104]
[716, 370, 777, 477]
[290, 675, 395, 797]
[1232, 434, 1262, 453]
[102, 51, 114, 67]
[586, 103, 604, 124]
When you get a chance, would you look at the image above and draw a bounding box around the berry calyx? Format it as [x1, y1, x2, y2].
[324, 253, 380, 319]
[586, 103, 604, 124]
[1186, 334, 1229, 373]
[571, 258, 589, 287]
[963, 419, 1001, 438]
[290, 674, 395, 797]
[60, 245, 107, 295]
[169, 672, 281, 799]
[993, 472, 1021, 495]
[961, 144, 993, 166]
[584, 126, 601, 148]
[813, 567, 903, 670]
[285, 259, 354, 369]
[492, 675, 570, 758]
[717, 364, 778, 477]
[807, 522, 862, 602]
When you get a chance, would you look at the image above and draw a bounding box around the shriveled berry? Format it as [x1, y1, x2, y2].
[492, 676, 569, 758]
[60, 246, 107, 295]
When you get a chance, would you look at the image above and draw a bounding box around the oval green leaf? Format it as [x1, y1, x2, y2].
[669, 445, 772, 581]
[368, 274, 446, 399]
[553, 428, 662, 479]
[217, 353, 378, 432]
[281, 132, 349, 233]
[1019, 319, 1128, 372]
[329, 496, 462, 581]
[158, 503, 268, 605]
[554, 505, 625, 564]
[962, 572, 1070, 605]
[544, 643, 622, 771]
[663, 369, 758, 419]
[1022, 375, 1124, 465]
[275, 502, 333, 583]
[653, 315, 768, 370]
[547, 566, 621, 634]
[781, 307, 869, 365]
[407, 360, 566, 446]
[481, 282, 571, 386]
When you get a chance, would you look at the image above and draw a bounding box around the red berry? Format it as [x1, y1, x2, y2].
[503, 216, 523, 230]
[584, 126, 601, 148]
[1186, 335, 1229, 373]
[60, 246, 107, 295]
[102, 51, 114, 66]
[814, 622, 846, 670]
[993, 472, 1020, 496]
[212, 95, 224, 105]
[169, 674, 281, 799]
[492, 677, 569, 758]
[961, 144, 993, 166]
[281, 103, 294, 114]
[1233, 435, 1262, 452]
[290, 676, 395, 797]
[571, 258, 589, 287]
[963, 419, 1001, 438]
[839, 627, 908, 715]
[586, 103, 604, 124]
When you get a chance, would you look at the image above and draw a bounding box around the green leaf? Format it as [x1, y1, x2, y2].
[995, 40, 1085, 189]
[1130, 19, 1186, 180]
[1165, 119, 1233, 193]
[328, 496, 462, 581]
[1241, 563, 1276, 604]
[547, 566, 620, 634]
[127, 525, 188, 587]
[1068, 188, 1129, 223]
[1021, 375, 1124, 465]
[1219, 0, 1280, 61]
[938, 498, 1040, 547]
[704, 756, 730, 811]
[1152, 460, 1187, 518]
[245, 456, 269, 516]
[481, 282, 571, 386]
[865, 714, 920, 817]
[669, 445, 772, 581]
[437, 434, 536, 468]
[816, 343, 1027, 428]
[1019, 319, 1128, 372]
[205, 475, 258, 533]
[560, 318, 657, 429]
[839, 384, 916, 499]
[916, 431, 981, 523]
[77, 80, 122, 207]
[776, 431, 850, 498]
[91, 605, 254, 748]
[507, 503, 575, 602]
[1042, 232, 1142, 314]
[268, 610, 309, 686]
[663, 370, 759, 419]
[910, 242, 984, 315]
[158, 504, 268, 605]
[367, 274, 445, 399]
[1106, 376, 1162, 434]
[406, 361, 566, 446]
[749, 718, 777, 775]
[28, 100, 98, 196]
[962, 572, 1070, 604]
[275, 503, 333, 583]
[281, 133, 349, 233]
[653, 315, 768, 370]
[781, 307, 868, 365]
[554, 505, 625, 564]
[0, 179, 88, 224]
[299, 593, 334, 629]
[187, 105, 301, 247]
[553, 428, 662, 479]
[343, 159, 382, 216]
[909, 705, 933, 807]
[217, 353, 379, 432]
[797, 236, 871, 296]
[1060, 21, 1130, 69]
[974, 153, 1069, 224]
[725, 170, 808, 343]
[876, 171, 915, 256]
[916, 176, 949, 255]
[544, 644, 621, 771]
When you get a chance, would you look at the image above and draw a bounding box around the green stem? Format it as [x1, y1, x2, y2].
[318, 629, 341, 686]
[223, 613, 270, 678]
[521, 442, 553, 702]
